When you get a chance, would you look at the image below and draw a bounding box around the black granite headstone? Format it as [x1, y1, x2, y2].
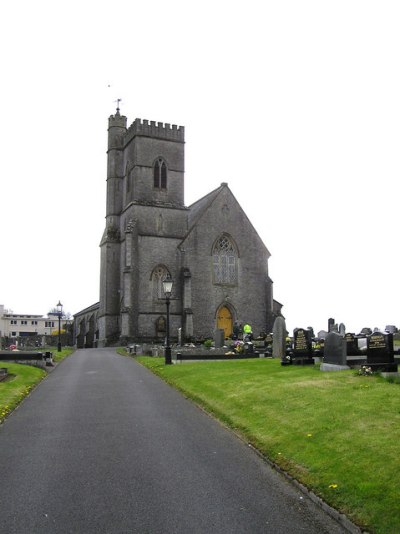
[292, 328, 314, 365]
[367, 331, 397, 372]
[345, 333, 359, 356]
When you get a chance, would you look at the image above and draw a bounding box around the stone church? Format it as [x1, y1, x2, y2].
[74, 108, 282, 347]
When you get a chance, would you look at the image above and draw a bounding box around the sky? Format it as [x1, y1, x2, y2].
[1, 0, 398, 335]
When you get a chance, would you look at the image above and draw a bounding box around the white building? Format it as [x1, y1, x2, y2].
[0, 304, 58, 340]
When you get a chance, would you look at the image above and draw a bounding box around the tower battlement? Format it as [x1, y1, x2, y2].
[125, 118, 185, 144]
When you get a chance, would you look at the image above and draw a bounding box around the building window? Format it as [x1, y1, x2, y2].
[45, 321, 55, 328]
[21, 320, 27, 325]
[151, 265, 170, 299]
[212, 234, 238, 285]
[11, 320, 17, 325]
[154, 158, 167, 189]
[31, 320, 38, 325]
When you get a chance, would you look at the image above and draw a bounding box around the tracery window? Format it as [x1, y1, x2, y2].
[212, 235, 238, 285]
[151, 265, 170, 299]
[154, 158, 167, 189]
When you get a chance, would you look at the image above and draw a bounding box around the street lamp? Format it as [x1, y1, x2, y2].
[162, 275, 173, 365]
[56, 300, 63, 352]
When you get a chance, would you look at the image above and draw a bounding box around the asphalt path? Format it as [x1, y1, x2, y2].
[0, 349, 348, 533]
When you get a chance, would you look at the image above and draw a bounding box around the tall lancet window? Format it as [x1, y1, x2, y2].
[212, 234, 238, 285]
[151, 265, 170, 299]
[154, 158, 167, 189]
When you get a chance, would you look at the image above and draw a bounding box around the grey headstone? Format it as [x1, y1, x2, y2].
[317, 330, 329, 340]
[323, 332, 347, 366]
[339, 323, 346, 336]
[178, 328, 182, 346]
[272, 316, 286, 359]
[214, 329, 225, 348]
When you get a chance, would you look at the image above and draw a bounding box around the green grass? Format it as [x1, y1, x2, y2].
[0, 363, 46, 423]
[137, 356, 400, 533]
[46, 347, 74, 363]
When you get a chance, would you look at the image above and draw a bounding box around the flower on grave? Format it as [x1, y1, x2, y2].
[233, 341, 244, 353]
[329, 484, 338, 489]
[358, 366, 373, 376]
[307, 433, 312, 437]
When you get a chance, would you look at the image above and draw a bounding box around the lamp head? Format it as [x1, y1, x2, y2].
[56, 301, 63, 314]
[162, 275, 173, 298]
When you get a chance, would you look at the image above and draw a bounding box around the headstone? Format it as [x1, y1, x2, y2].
[339, 323, 346, 336]
[292, 328, 314, 365]
[367, 331, 397, 372]
[214, 329, 225, 349]
[178, 328, 182, 346]
[328, 318, 335, 332]
[345, 333, 359, 356]
[264, 333, 273, 356]
[272, 316, 286, 362]
[321, 332, 349, 371]
[317, 330, 328, 340]
[360, 327, 372, 336]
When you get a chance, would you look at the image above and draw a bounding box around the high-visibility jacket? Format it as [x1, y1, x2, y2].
[243, 324, 252, 334]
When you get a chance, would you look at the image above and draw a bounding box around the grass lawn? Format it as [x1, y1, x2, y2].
[0, 363, 46, 423]
[137, 356, 400, 534]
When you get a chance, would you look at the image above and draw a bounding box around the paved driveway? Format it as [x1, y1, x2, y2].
[0, 349, 350, 533]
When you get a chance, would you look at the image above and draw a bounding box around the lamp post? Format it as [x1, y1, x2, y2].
[162, 275, 173, 365]
[56, 300, 63, 352]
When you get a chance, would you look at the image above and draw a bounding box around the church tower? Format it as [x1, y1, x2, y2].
[98, 108, 186, 346]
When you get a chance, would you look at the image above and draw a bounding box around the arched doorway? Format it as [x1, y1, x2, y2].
[217, 306, 233, 338]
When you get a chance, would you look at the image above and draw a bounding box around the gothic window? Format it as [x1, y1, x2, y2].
[151, 265, 170, 299]
[212, 235, 238, 285]
[154, 158, 167, 189]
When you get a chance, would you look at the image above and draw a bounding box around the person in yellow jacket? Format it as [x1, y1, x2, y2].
[243, 323, 253, 340]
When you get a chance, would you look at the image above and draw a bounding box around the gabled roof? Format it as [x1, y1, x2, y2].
[187, 183, 225, 230]
[181, 182, 270, 257]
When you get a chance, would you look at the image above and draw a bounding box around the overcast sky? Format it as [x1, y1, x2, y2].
[1, 1, 398, 335]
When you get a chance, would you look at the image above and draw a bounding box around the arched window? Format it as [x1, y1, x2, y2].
[154, 158, 167, 189]
[151, 265, 170, 299]
[212, 235, 238, 285]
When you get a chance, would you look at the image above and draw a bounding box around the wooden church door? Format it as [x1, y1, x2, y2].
[217, 306, 233, 338]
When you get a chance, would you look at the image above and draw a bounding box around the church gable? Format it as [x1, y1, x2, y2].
[183, 183, 270, 260]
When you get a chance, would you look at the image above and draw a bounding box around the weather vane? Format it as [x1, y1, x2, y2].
[115, 98, 122, 113]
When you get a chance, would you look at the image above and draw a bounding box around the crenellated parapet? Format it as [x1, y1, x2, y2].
[125, 118, 185, 145]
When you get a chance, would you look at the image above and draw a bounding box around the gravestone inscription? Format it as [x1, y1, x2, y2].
[367, 331, 397, 372]
[292, 328, 314, 365]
